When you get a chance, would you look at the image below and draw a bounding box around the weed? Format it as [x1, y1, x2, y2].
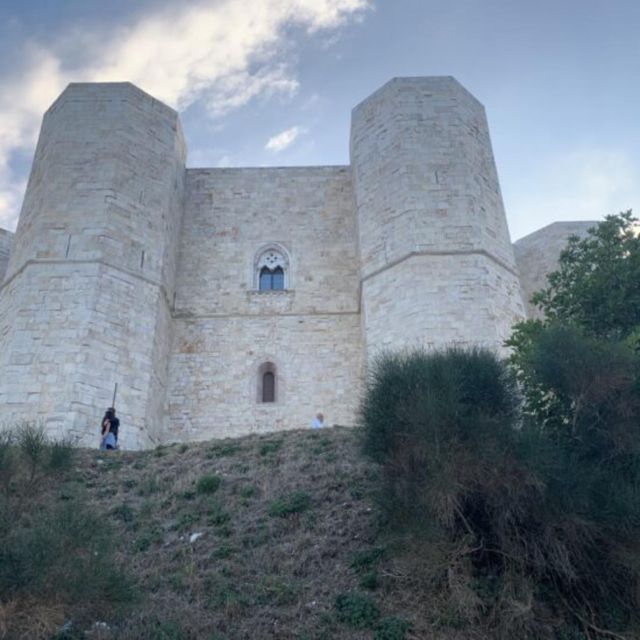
[374, 616, 411, 640]
[212, 544, 234, 559]
[335, 592, 380, 628]
[255, 575, 298, 605]
[208, 443, 241, 458]
[196, 474, 222, 495]
[17, 423, 47, 482]
[137, 475, 161, 496]
[267, 491, 311, 517]
[359, 571, 378, 590]
[350, 546, 385, 572]
[149, 619, 186, 639]
[47, 438, 74, 473]
[205, 575, 248, 615]
[178, 444, 189, 454]
[239, 483, 257, 499]
[181, 489, 196, 500]
[241, 523, 270, 548]
[104, 458, 123, 472]
[176, 511, 198, 531]
[208, 501, 231, 527]
[216, 523, 233, 538]
[111, 502, 135, 524]
[134, 525, 163, 550]
[0, 429, 16, 493]
[259, 440, 282, 456]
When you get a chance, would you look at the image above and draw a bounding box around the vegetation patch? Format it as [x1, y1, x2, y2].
[374, 616, 412, 640]
[196, 473, 222, 495]
[335, 592, 380, 628]
[267, 490, 311, 517]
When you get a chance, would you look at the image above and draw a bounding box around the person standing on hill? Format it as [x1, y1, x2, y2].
[100, 407, 120, 450]
[311, 412, 324, 429]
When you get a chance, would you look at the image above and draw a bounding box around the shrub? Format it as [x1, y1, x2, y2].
[267, 491, 311, 517]
[47, 437, 75, 473]
[16, 423, 47, 482]
[350, 546, 385, 572]
[111, 502, 135, 524]
[208, 443, 241, 458]
[0, 428, 16, 493]
[1, 500, 135, 634]
[335, 592, 380, 628]
[360, 346, 640, 637]
[208, 501, 231, 527]
[259, 440, 282, 456]
[239, 484, 257, 499]
[361, 348, 519, 530]
[374, 616, 411, 640]
[0, 424, 135, 638]
[196, 474, 222, 495]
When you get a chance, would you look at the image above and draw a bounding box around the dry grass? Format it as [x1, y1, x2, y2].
[3, 426, 482, 639]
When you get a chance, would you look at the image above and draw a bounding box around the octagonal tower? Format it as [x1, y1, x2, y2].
[0, 83, 185, 447]
[350, 77, 525, 359]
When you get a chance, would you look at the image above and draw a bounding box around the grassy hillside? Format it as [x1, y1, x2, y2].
[3, 426, 460, 640]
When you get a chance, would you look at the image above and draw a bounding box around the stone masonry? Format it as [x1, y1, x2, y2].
[0, 76, 590, 449]
[513, 221, 596, 319]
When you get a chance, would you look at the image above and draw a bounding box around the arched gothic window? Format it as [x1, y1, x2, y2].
[255, 246, 289, 291]
[259, 266, 284, 291]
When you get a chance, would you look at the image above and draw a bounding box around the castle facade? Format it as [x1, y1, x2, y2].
[0, 77, 591, 449]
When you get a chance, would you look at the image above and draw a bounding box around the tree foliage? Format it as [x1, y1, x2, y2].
[531, 210, 640, 339]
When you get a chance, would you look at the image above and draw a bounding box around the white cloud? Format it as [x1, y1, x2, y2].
[0, 0, 370, 230]
[265, 125, 306, 152]
[509, 149, 640, 240]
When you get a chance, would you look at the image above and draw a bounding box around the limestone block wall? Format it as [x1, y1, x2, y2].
[362, 253, 523, 353]
[350, 77, 524, 358]
[167, 166, 363, 440]
[166, 315, 362, 441]
[175, 167, 359, 316]
[513, 221, 596, 319]
[0, 83, 185, 446]
[0, 229, 12, 284]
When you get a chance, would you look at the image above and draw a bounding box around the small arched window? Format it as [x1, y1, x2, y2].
[262, 371, 275, 402]
[255, 246, 289, 291]
[257, 361, 277, 403]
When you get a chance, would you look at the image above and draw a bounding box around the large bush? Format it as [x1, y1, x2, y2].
[361, 346, 640, 638]
[0, 425, 135, 638]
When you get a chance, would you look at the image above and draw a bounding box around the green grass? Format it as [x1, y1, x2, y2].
[196, 474, 222, 495]
[267, 490, 311, 517]
[335, 592, 380, 629]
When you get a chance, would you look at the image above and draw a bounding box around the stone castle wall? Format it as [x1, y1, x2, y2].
[165, 166, 362, 441]
[0, 229, 12, 283]
[0, 76, 589, 448]
[513, 221, 596, 319]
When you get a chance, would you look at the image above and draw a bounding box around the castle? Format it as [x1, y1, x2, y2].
[0, 77, 594, 449]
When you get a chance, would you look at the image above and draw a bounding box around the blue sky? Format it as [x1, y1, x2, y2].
[0, 0, 638, 240]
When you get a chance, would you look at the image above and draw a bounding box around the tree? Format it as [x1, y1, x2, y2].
[531, 210, 640, 340]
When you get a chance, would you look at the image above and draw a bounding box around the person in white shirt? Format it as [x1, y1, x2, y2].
[311, 412, 324, 429]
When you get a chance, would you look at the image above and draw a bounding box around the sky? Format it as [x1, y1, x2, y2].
[0, 0, 638, 241]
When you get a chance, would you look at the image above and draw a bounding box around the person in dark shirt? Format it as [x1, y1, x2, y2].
[100, 407, 120, 450]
